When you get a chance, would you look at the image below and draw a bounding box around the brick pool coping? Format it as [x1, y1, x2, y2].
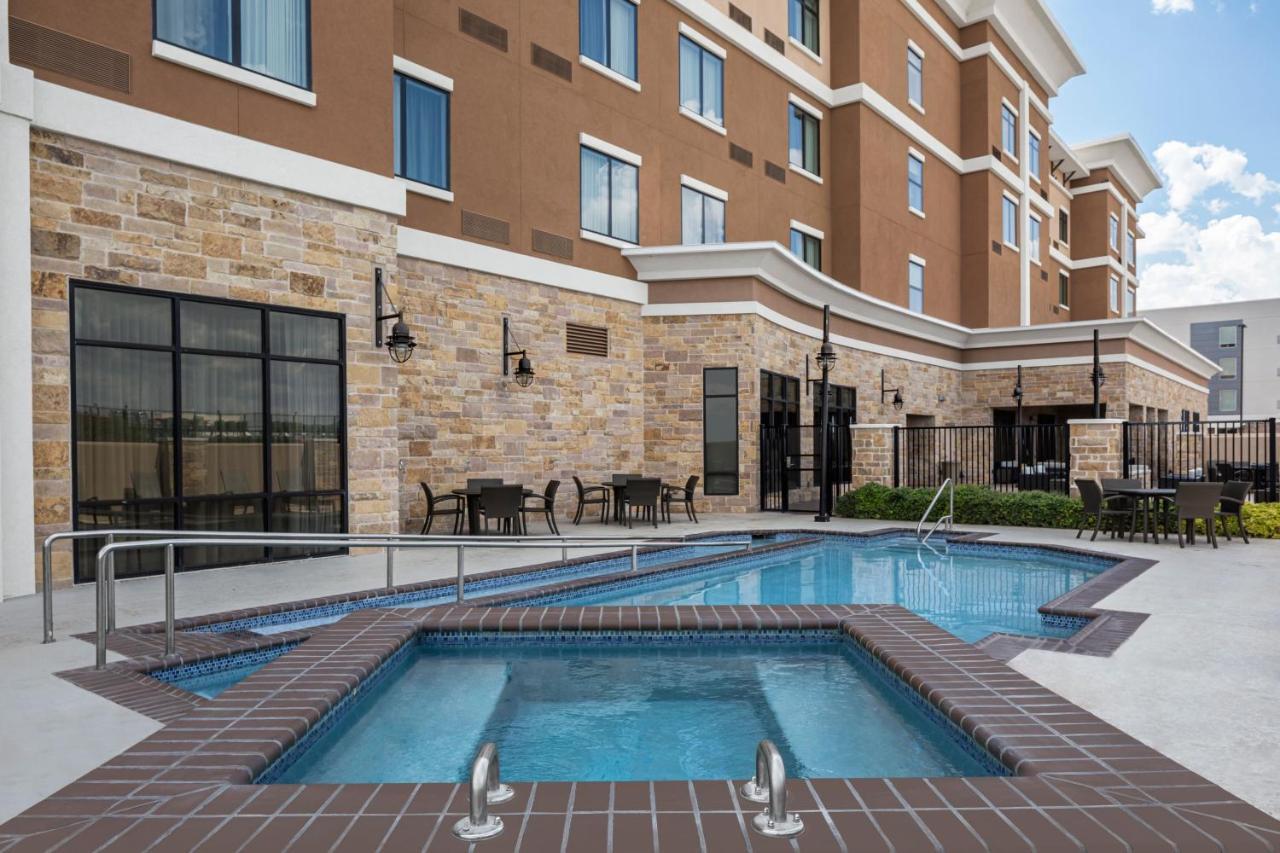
[12, 605, 1280, 851]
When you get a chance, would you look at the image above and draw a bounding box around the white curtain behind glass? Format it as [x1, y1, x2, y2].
[156, 0, 233, 62]
[241, 0, 308, 87]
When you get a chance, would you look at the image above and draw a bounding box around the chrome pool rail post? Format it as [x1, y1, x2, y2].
[105, 532, 116, 633]
[385, 546, 395, 589]
[163, 544, 176, 656]
[41, 536, 55, 643]
[456, 544, 466, 603]
[452, 742, 511, 842]
[739, 741, 771, 803]
[747, 740, 804, 839]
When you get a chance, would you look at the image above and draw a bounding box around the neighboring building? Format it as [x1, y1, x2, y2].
[1143, 299, 1280, 421]
[0, 0, 1216, 595]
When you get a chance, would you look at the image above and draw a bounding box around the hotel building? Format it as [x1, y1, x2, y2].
[0, 0, 1218, 594]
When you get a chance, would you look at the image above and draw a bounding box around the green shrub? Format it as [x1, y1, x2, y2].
[1241, 503, 1280, 538]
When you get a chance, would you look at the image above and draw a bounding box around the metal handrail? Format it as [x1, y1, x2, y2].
[746, 740, 804, 838]
[42, 528, 748, 643]
[452, 742, 512, 841]
[89, 535, 751, 668]
[916, 478, 954, 544]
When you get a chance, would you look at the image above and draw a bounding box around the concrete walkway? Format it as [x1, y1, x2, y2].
[1, 515, 1276, 822]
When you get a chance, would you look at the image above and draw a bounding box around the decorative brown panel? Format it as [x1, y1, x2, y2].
[9, 17, 130, 93]
[566, 323, 609, 357]
[532, 229, 573, 260]
[764, 30, 785, 53]
[461, 210, 510, 245]
[729, 143, 753, 168]
[764, 161, 786, 183]
[531, 43, 572, 81]
[459, 9, 508, 52]
[728, 4, 752, 30]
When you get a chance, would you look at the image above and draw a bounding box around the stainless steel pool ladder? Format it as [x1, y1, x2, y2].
[453, 742, 514, 842]
[916, 478, 954, 544]
[740, 740, 804, 838]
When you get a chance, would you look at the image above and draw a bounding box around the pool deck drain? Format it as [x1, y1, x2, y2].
[6, 605, 1277, 851]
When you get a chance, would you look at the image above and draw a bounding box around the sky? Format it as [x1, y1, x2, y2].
[1044, 0, 1280, 308]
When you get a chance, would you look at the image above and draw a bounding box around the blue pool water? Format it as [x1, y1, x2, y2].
[171, 661, 269, 698]
[270, 637, 999, 783]
[533, 538, 1108, 643]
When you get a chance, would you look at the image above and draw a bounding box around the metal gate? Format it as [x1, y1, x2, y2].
[760, 423, 851, 512]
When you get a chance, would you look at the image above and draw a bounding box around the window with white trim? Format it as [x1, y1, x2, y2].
[580, 0, 638, 82]
[907, 44, 923, 108]
[908, 258, 924, 314]
[790, 228, 821, 271]
[1219, 325, 1238, 348]
[1219, 356, 1238, 379]
[679, 34, 724, 127]
[1000, 103, 1017, 158]
[907, 153, 924, 214]
[1220, 388, 1238, 414]
[1127, 231, 1136, 267]
[1028, 130, 1041, 179]
[1109, 274, 1120, 313]
[1002, 195, 1018, 247]
[1058, 208, 1070, 244]
[154, 0, 311, 89]
[681, 184, 725, 245]
[1058, 272, 1069, 307]
[1109, 214, 1120, 251]
[789, 0, 819, 55]
[580, 144, 639, 244]
[394, 72, 449, 191]
[789, 102, 820, 176]
[1029, 214, 1041, 263]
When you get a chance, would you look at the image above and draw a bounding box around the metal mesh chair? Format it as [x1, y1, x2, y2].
[572, 476, 609, 525]
[420, 483, 464, 535]
[662, 475, 700, 523]
[1215, 480, 1252, 543]
[479, 485, 525, 535]
[1076, 479, 1133, 541]
[1171, 482, 1224, 548]
[521, 480, 561, 535]
[621, 478, 662, 529]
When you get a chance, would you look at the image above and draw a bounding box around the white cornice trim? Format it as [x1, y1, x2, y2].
[152, 41, 316, 106]
[579, 55, 642, 92]
[1072, 181, 1138, 217]
[400, 227, 647, 304]
[30, 80, 404, 215]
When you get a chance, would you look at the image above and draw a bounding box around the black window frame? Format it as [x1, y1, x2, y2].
[907, 152, 925, 213]
[1058, 271, 1070, 307]
[789, 0, 820, 54]
[580, 144, 640, 244]
[703, 367, 740, 496]
[69, 280, 348, 582]
[678, 34, 725, 127]
[907, 44, 924, 106]
[152, 0, 313, 91]
[788, 104, 821, 176]
[579, 0, 639, 82]
[1058, 209, 1070, 244]
[680, 184, 726, 246]
[790, 228, 822, 271]
[394, 71, 451, 191]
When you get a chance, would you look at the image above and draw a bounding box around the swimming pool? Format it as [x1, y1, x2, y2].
[516, 537, 1110, 643]
[150, 644, 294, 698]
[263, 633, 1002, 784]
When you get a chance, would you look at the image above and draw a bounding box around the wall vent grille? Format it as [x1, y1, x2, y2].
[532, 229, 573, 260]
[729, 143, 753, 167]
[461, 210, 510, 245]
[991, 145, 1002, 159]
[764, 161, 786, 183]
[728, 4, 752, 30]
[459, 9, 508, 52]
[764, 30, 785, 52]
[992, 241, 1003, 255]
[566, 323, 609, 357]
[10, 17, 130, 92]
[531, 43, 571, 80]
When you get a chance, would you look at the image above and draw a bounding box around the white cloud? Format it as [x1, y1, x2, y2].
[1140, 214, 1280, 307]
[1205, 198, 1229, 214]
[1153, 141, 1280, 210]
[1138, 209, 1200, 256]
[1152, 0, 1195, 11]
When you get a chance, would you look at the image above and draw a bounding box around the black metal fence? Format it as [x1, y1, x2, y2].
[760, 424, 852, 512]
[1123, 418, 1278, 502]
[893, 424, 1071, 495]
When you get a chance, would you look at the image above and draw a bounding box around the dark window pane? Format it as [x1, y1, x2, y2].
[75, 346, 174, 502]
[181, 301, 262, 352]
[183, 498, 266, 567]
[155, 0, 233, 63]
[74, 504, 174, 582]
[270, 311, 340, 359]
[271, 494, 342, 558]
[704, 367, 736, 396]
[399, 74, 450, 189]
[271, 361, 341, 492]
[181, 354, 264, 497]
[703, 367, 738, 495]
[74, 289, 171, 346]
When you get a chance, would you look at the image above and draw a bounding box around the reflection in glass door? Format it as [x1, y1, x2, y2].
[70, 283, 347, 581]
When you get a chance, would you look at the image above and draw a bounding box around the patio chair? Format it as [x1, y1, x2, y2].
[662, 475, 700, 523]
[1170, 482, 1224, 549]
[572, 476, 610, 525]
[419, 483, 464, 535]
[521, 480, 561, 535]
[621, 478, 662, 529]
[1076, 479, 1134, 541]
[479, 485, 525, 535]
[1213, 462, 1236, 483]
[1214, 480, 1252, 543]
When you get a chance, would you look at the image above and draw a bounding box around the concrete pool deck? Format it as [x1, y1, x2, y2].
[1, 514, 1277, 826]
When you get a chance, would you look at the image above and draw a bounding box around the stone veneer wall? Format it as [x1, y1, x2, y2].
[394, 258, 645, 530]
[29, 130, 400, 585]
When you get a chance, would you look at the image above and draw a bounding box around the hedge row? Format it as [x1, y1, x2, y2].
[833, 483, 1280, 539]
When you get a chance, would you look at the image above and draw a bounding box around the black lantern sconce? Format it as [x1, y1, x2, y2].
[374, 267, 416, 364]
[1090, 328, 1107, 418]
[880, 369, 904, 411]
[502, 317, 536, 387]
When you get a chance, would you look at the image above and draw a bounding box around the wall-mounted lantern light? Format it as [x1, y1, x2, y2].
[502, 317, 535, 387]
[1090, 329, 1106, 418]
[880, 369, 904, 411]
[374, 267, 416, 364]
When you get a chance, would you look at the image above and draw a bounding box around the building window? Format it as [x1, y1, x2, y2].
[393, 73, 449, 191]
[1058, 272, 1069, 307]
[1219, 325, 1238, 348]
[1220, 356, 1238, 379]
[1124, 287, 1136, 317]
[790, 227, 821, 271]
[580, 145, 639, 244]
[703, 367, 739, 495]
[70, 283, 345, 581]
[1219, 389, 1238, 413]
[1127, 231, 1137, 266]
[908, 258, 925, 314]
[1002, 195, 1018, 247]
[1109, 214, 1120, 251]
[789, 0, 819, 55]
[788, 102, 820, 176]
[1109, 275, 1120, 313]
[678, 35, 724, 127]
[907, 153, 924, 214]
[154, 0, 311, 89]
[907, 44, 923, 108]
[1029, 214, 1041, 263]
[1028, 130, 1040, 179]
[1000, 103, 1017, 158]
[1058, 209, 1070, 244]
[681, 184, 725, 245]
[580, 0, 638, 82]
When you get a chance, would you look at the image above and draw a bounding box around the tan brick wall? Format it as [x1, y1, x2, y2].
[30, 130, 400, 586]
[850, 425, 895, 488]
[1068, 420, 1125, 493]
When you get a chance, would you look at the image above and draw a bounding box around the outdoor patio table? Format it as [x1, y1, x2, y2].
[1106, 487, 1176, 544]
[451, 486, 533, 535]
